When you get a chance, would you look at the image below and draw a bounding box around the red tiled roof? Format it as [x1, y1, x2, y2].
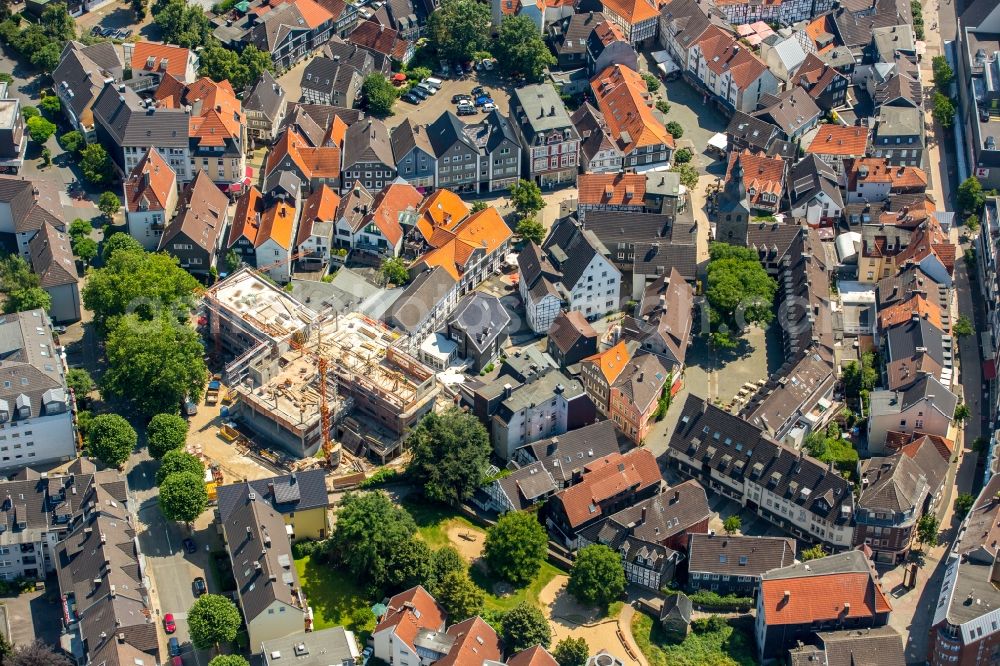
[417, 189, 469, 242]
[600, 0, 658, 25]
[124, 149, 176, 213]
[374, 586, 446, 651]
[760, 571, 892, 625]
[577, 172, 646, 206]
[229, 186, 263, 248]
[436, 617, 501, 666]
[508, 646, 559, 666]
[267, 127, 341, 181]
[726, 149, 784, 208]
[877, 294, 943, 330]
[583, 339, 634, 383]
[806, 125, 868, 156]
[555, 449, 661, 528]
[695, 25, 769, 89]
[364, 181, 422, 247]
[293, 0, 335, 28]
[415, 208, 512, 281]
[591, 65, 674, 154]
[132, 42, 191, 79]
[846, 158, 927, 192]
[349, 19, 407, 58]
[297, 184, 341, 247]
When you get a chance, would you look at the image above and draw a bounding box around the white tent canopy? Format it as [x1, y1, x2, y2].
[651, 50, 680, 77]
[707, 133, 727, 152]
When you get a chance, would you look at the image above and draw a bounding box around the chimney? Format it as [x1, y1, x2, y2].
[503, 383, 513, 399]
[549, 105, 556, 116]
[783, 590, 791, 600]
[640, 506, 647, 524]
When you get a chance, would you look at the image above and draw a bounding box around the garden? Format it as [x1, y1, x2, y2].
[631, 611, 757, 666]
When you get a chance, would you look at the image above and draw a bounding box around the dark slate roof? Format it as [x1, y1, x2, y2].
[790, 627, 906, 666]
[426, 110, 477, 157]
[874, 266, 946, 310]
[0, 309, 69, 420]
[789, 154, 844, 210]
[92, 81, 189, 148]
[281, 103, 365, 143]
[832, 0, 910, 48]
[554, 11, 606, 57]
[548, 310, 597, 354]
[52, 42, 120, 124]
[301, 56, 344, 95]
[479, 109, 519, 153]
[391, 118, 435, 162]
[572, 102, 619, 166]
[384, 266, 458, 333]
[660, 0, 717, 53]
[753, 86, 821, 136]
[543, 217, 610, 290]
[244, 70, 287, 120]
[668, 394, 855, 525]
[726, 111, 786, 152]
[496, 461, 558, 511]
[343, 117, 395, 167]
[884, 316, 945, 367]
[660, 592, 692, 624]
[576, 479, 711, 546]
[222, 493, 302, 622]
[515, 420, 620, 484]
[216, 469, 329, 522]
[448, 292, 510, 354]
[858, 454, 928, 514]
[687, 533, 796, 577]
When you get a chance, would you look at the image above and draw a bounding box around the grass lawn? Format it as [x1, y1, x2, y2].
[296, 555, 375, 642]
[403, 499, 483, 550]
[630, 611, 756, 666]
[472, 559, 564, 613]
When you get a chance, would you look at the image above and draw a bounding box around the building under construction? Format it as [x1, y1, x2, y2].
[232, 312, 440, 462]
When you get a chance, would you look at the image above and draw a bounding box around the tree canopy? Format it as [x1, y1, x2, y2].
[83, 247, 201, 326]
[510, 179, 545, 218]
[26, 116, 56, 144]
[516, 218, 546, 246]
[954, 315, 975, 337]
[958, 176, 986, 214]
[208, 657, 251, 666]
[102, 314, 208, 416]
[932, 91, 955, 129]
[188, 594, 242, 650]
[199, 44, 274, 91]
[102, 233, 144, 261]
[328, 491, 417, 590]
[502, 602, 552, 652]
[7, 640, 74, 666]
[955, 493, 975, 518]
[147, 413, 190, 459]
[87, 414, 137, 469]
[932, 55, 954, 90]
[917, 514, 939, 549]
[159, 471, 209, 523]
[79, 143, 113, 185]
[484, 511, 548, 586]
[723, 515, 741, 535]
[156, 449, 205, 485]
[427, 0, 491, 63]
[154, 0, 212, 48]
[434, 570, 485, 622]
[407, 407, 491, 506]
[800, 544, 826, 561]
[802, 422, 857, 475]
[495, 16, 555, 82]
[66, 368, 95, 403]
[705, 243, 777, 348]
[427, 545, 467, 593]
[554, 638, 589, 666]
[98, 191, 121, 219]
[362, 74, 398, 117]
[385, 537, 433, 592]
[567, 544, 626, 608]
[0, 254, 51, 314]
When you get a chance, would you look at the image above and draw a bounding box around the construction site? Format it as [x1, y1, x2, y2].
[231, 312, 441, 464]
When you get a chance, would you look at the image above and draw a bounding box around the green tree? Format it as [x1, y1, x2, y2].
[955, 493, 976, 518]
[59, 130, 84, 153]
[386, 538, 433, 592]
[470, 201, 488, 213]
[8, 640, 74, 666]
[954, 403, 971, 422]
[917, 514, 939, 550]
[932, 55, 954, 89]
[147, 413, 190, 459]
[954, 315, 974, 337]
[434, 570, 484, 621]
[154, 0, 211, 48]
[40, 146, 52, 167]
[641, 72, 660, 92]
[495, 15, 555, 82]
[39, 95, 61, 118]
[800, 545, 826, 561]
[362, 73, 398, 116]
[79, 143, 113, 185]
[25, 116, 56, 144]
[225, 249, 241, 273]
[208, 657, 251, 666]
[239, 47, 275, 90]
[516, 218, 546, 245]
[966, 214, 981, 234]
[87, 414, 138, 469]
[723, 515, 741, 534]
[502, 602, 551, 652]
[665, 121, 684, 139]
[567, 544, 626, 608]
[407, 407, 491, 506]
[198, 42, 242, 85]
[0, 254, 52, 314]
[328, 491, 417, 590]
[21, 106, 39, 120]
[159, 471, 208, 523]
[932, 91, 954, 129]
[40, 2, 75, 40]
[380, 257, 409, 286]
[673, 148, 692, 164]
[428, 545, 467, 593]
[510, 179, 545, 218]
[30, 42, 62, 74]
[83, 247, 201, 325]
[428, 0, 491, 63]
[705, 243, 778, 347]
[102, 314, 208, 415]
[187, 594, 242, 650]
[156, 449, 205, 484]
[72, 236, 98, 264]
[66, 368, 95, 402]
[484, 511, 548, 586]
[802, 422, 857, 474]
[670, 163, 699, 189]
[98, 192, 121, 220]
[554, 638, 589, 666]
[101, 232, 143, 261]
[958, 176, 986, 214]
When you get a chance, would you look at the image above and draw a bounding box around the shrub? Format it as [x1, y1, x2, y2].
[687, 590, 753, 611]
[360, 467, 401, 488]
[291, 539, 321, 560]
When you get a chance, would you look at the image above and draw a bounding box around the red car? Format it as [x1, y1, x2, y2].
[163, 613, 176, 634]
[172, 657, 183, 666]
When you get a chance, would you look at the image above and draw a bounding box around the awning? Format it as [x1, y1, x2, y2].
[707, 133, 728, 152]
[392, 73, 407, 82]
[245, 166, 253, 177]
[986, 359, 997, 381]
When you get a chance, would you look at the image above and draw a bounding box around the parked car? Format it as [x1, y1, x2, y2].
[90, 26, 102, 35]
[183, 397, 198, 416]
[417, 83, 437, 95]
[52, 325, 67, 334]
[362, 647, 374, 665]
[452, 94, 472, 104]
[182, 538, 196, 554]
[193, 577, 207, 596]
[164, 613, 176, 634]
[172, 658, 183, 666]
[481, 102, 496, 112]
[425, 77, 444, 87]
[168, 638, 181, 657]
[474, 95, 492, 107]
[457, 104, 477, 116]
[402, 93, 421, 104]
[472, 86, 487, 96]
[409, 86, 428, 100]
[121, 28, 133, 38]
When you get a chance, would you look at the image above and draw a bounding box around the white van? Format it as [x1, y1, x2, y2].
[425, 77, 444, 87]
[418, 82, 438, 95]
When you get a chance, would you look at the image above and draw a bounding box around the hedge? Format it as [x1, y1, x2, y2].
[688, 589, 754, 612]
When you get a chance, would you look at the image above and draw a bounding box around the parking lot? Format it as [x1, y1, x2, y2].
[386, 71, 513, 130]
